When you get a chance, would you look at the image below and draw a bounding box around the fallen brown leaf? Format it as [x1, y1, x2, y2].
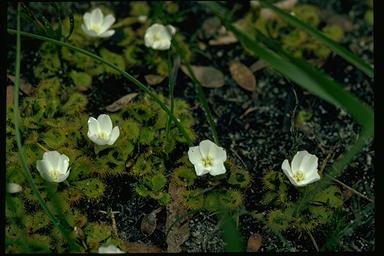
[247, 233, 262, 252]
[201, 17, 221, 39]
[105, 93, 139, 112]
[7, 74, 33, 95]
[140, 207, 162, 236]
[229, 61, 256, 92]
[144, 74, 166, 85]
[208, 31, 238, 46]
[249, 60, 268, 73]
[165, 177, 190, 252]
[123, 242, 162, 253]
[180, 65, 224, 88]
[260, 0, 298, 19]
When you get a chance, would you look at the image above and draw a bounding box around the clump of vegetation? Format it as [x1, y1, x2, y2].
[242, 3, 345, 65]
[259, 170, 344, 234]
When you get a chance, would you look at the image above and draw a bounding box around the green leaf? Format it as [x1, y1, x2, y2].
[259, 1, 373, 78]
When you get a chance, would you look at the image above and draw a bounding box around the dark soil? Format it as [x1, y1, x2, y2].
[6, 0, 374, 252]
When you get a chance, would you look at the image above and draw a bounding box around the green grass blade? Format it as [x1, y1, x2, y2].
[259, 1, 373, 78]
[200, 1, 373, 131]
[7, 28, 193, 146]
[13, 4, 80, 251]
[174, 41, 220, 145]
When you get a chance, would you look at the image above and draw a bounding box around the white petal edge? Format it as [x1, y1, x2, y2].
[199, 139, 215, 157]
[90, 8, 103, 27]
[98, 30, 115, 38]
[291, 150, 308, 172]
[107, 126, 120, 145]
[83, 12, 92, 29]
[188, 146, 202, 165]
[100, 14, 115, 32]
[44, 151, 61, 170]
[282, 159, 299, 186]
[97, 114, 113, 133]
[209, 163, 226, 176]
[300, 153, 318, 175]
[88, 117, 100, 137]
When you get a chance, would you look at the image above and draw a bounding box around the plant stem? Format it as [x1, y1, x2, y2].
[7, 28, 193, 146]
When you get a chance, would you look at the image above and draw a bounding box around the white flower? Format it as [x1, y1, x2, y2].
[81, 8, 116, 38]
[138, 15, 147, 23]
[98, 244, 125, 254]
[188, 139, 227, 176]
[36, 151, 70, 183]
[281, 150, 320, 187]
[7, 183, 22, 193]
[87, 114, 120, 146]
[144, 23, 176, 50]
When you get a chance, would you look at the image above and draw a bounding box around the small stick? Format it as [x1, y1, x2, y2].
[99, 209, 120, 238]
[305, 227, 319, 252]
[325, 174, 374, 203]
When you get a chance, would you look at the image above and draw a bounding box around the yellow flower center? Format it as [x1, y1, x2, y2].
[51, 169, 61, 182]
[97, 132, 109, 140]
[202, 155, 214, 168]
[90, 24, 102, 34]
[293, 171, 305, 182]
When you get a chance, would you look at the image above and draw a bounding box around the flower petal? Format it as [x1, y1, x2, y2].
[299, 153, 318, 175]
[296, 173, 320, 187]
[188, 146, 202, 165]
[90, 8, 103, 27]
[81, 25, 98, 37]
[100, 14, 115, 32]
[37, 160, 54, 182]
[107, 126, 120, 145]
[97, 114, 112, 133]
[291, 150, 308, 172]
[166, 25, 176, 36]
[44, 151, 61, 170]
[83, 12, 91, 29]
[88, 117, 100, 137]
[98, 30, 115, 38]
[282, 159, 298, 186]
[193, 163, 210, 176]
[209, 162, 226, 176]
[56, 168, 71, 183]
[198, 139, 215, 157]
[211, 145, 227, 164]
[58, 154, 70, 174]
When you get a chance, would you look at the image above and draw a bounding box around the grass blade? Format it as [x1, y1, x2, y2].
[259, 1, 373, 78]
[7, 28, 193, 146]
[200, 1, 373, 131]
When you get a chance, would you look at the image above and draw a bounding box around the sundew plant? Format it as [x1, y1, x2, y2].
[6, 1, 374, 253]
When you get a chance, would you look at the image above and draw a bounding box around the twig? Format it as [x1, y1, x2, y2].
[99, 209, 120, 238]
[305, 227, 319, 252]
[230, 148, 248, 169]
[325, 174, 374, 203]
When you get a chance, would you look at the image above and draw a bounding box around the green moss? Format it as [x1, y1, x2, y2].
[130, 1, 149, 16]
[149, 191, 171, 205]
[25, 211, 51, 233]
[150, 173, 168, 191]
[365, 9, 373, 26]
[139, 127, 156, 145]
[218, 190, 243, 209]
[74, 178, 106, 200]
[33, 42, 61, 80]
[228, 168, 251, 188]
[267, 209, 291, 232]
[99, 48, 126, 75]
[181, 189, 205, 210]
[6, 196, 25, 218]
[173, 166, 197, 187]
[61, 92, 88, 115]
[292, 5, 320, 27]
[84, 222, 112, 251]
[42, 128, 67, 148]
[323, 24, 344, 42]
[69, 71, 92, 91]
[131, 154, 153, 177]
